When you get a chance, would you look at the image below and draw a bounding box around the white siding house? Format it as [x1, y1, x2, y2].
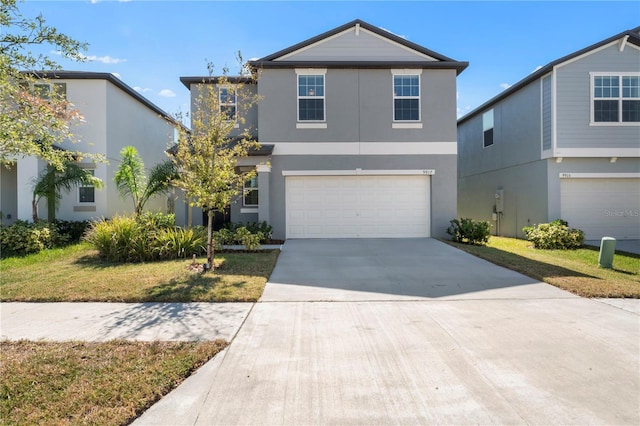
[0, 72, 177, 225]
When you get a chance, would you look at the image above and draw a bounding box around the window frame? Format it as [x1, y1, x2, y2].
[218, 86, 237, 121]
[243, 175, 259, 207]
[77, 169, 96, 204]
[482, 109, 494, 148]
[32, 82, 67, 101]
[590, 72, 640, 126]
[296, 69, 326, 123]
[392, 71, 421, 123]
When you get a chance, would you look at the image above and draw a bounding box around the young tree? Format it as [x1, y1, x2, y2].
[32, 162, 103, 222]
[0, 0, 101, 170]
[114, 145, 178, 215]
[172, 64, 260, 270]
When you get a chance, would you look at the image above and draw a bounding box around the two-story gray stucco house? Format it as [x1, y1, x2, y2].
[180, 19, 467, 240]
[457, 27, 640, 241]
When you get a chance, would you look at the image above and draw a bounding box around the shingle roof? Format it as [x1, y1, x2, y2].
[457, 26, 640, 125]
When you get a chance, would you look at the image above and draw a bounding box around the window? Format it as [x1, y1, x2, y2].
[243, 176, 258, 207]
[298, 74, 325, 121]
[592, 73, 640, 124]
[393, 75, 420, 121]
[219, 87, 237, 120]
[78, 170, 95, 203]
[32, 83, 67, 101]
[483, 109, 494, 148]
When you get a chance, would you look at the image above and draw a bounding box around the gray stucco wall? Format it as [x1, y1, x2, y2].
[458, 159, 549, 238]
[458, 79, 542, 178]
[188, 83, 258, 139]
[0, 165, 17, 225]
[556, 43, 640, 149]
[266, 154, 456, 240]
[257, 68, 457, 143]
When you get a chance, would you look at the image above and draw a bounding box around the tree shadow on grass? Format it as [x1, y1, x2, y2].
[448, 243, 598, 282]
[143, 273, 253, 303]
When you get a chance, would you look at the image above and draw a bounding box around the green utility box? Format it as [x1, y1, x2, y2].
[598, 237, 616, 269]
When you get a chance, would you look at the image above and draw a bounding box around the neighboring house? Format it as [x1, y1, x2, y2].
[180, 19, 467, 240]
[0, 71, 177, 225]
[457, 27, 640, 241]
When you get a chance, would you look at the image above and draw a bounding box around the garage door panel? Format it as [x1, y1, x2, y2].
[561, 178, 640, 240]
[286, 175, 430, 238]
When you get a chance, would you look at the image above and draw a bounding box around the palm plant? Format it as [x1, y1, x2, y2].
[32, 163, 103, 222]
[114, 146, 178, 215]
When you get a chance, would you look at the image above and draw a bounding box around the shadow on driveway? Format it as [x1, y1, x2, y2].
[261, 238, 580, 301]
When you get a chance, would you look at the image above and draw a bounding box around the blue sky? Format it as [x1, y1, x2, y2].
[20, 1, 640, 121]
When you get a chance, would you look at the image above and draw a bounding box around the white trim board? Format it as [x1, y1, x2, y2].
[272, 141, 457, 155]
[553, 148, 640, 157]
[559, 173, 640, 179]
[282, 169, 435, 176]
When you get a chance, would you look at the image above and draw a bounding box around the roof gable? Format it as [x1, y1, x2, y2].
[458, 26, 640, 125]
[273, 22, 438, 63]
[250, 19, 467, 74]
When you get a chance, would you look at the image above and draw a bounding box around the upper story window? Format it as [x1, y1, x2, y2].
[219, 87, 237, 120]
[297, 74, 325, 121]
[32, 82, 67, 101]
[591, 73, 640, 125]
[393, 74, 420, 121]
[483, 109, 494, 148]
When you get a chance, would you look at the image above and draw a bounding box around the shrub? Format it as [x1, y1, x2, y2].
[446, 218, 491, 245]
[154, 226, 206, 259]
[523, 220, 584, 250]
[135, 211, 175, 230]
[52, 220, 91, 243]
[0, 220, 67, 257]
[84, 215, 146, 262]
[235, 227, 262, 251]
[223, 221, 272, 243]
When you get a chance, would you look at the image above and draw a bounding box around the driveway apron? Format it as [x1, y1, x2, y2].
[135, 239, 639, 425]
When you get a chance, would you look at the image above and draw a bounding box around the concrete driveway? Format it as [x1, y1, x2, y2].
[136, 239, 639, 425]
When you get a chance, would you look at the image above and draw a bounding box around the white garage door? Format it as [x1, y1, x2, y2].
[561, 178, 640, 240]
[286, 175, 430, 238]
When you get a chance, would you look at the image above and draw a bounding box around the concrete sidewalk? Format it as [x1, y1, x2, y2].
[0, 302, 252, 342]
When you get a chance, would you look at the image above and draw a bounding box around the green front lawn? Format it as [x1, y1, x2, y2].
[0, 243, 279, 302]
[444, 237, 640, 298]
[0, 340, 226, 425]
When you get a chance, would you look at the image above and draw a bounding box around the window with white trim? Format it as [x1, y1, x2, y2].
[393, 74, 420, 121]
[78, 170, 95, 203]
[483, 109, 494, 148]
[592, 73, 640, 124]
[297, 74, 325, 121]
[243, 176, 258, 207]
[219, 87, 237, 120]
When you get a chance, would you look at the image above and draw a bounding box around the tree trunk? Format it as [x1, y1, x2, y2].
[206, 209, 215, 271]
[46, 167, 56, 221]
[32, 198, 39, 222]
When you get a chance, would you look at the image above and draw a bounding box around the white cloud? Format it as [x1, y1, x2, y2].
[134, 86, 153, 93]
[456, 105, 472, 118]
[111, 73, 121, 79]
[380, 27, 407, 40]
[51, 50, 126, 64]
[158, 89, 176, 98]
[500, 83, 512, 90]
[82, 54, 126, 64]
[531, 65, 543, 73]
